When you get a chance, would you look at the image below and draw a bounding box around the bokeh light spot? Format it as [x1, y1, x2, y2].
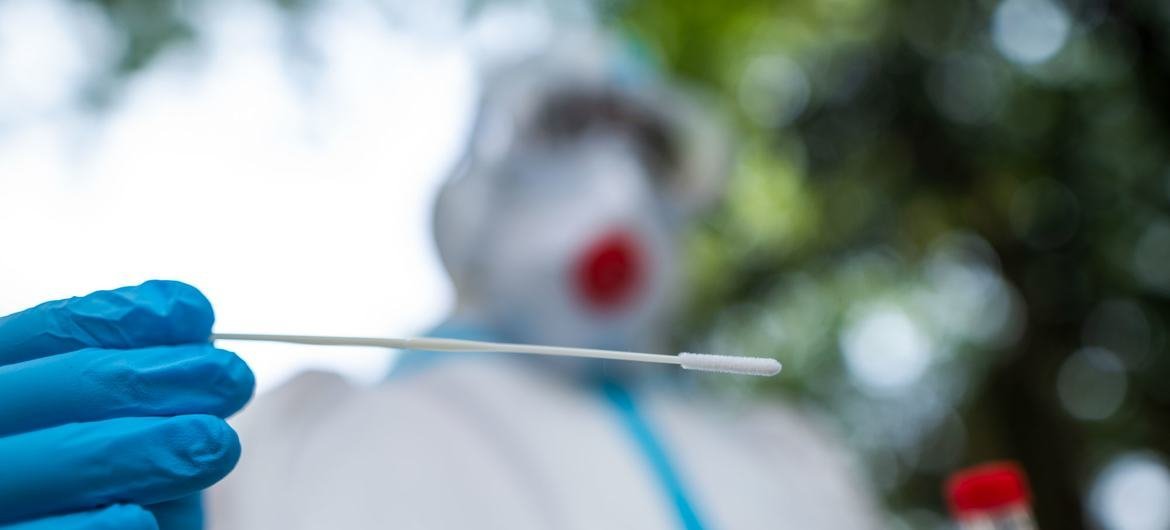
[926, 53, 1009, 125]
[1056, 347, 1127, 421]
[737, 54, 810, 128]
[919, 234, 1022, 348]
[841, 305, 933, 393]
[1090, 452, 1170, 530]
[1132, 219, 1170, 295]
[992, 0, 1071, 65]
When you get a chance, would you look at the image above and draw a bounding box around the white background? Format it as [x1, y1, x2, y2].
[0, 0, 479, 393]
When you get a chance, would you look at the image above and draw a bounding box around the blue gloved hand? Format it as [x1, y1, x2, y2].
[0, 281, 255, 530]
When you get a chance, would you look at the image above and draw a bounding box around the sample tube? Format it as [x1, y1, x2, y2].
[945, 461, 1037, 530]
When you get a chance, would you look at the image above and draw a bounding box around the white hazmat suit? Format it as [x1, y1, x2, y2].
[209, 38, 882, 530]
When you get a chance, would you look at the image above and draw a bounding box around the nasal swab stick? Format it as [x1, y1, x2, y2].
[210, 333, 782, 377]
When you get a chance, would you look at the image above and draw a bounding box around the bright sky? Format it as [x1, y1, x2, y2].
[0, 0, 479, 393]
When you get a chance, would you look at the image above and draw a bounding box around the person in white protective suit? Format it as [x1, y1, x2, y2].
[207, 38, 884, 530]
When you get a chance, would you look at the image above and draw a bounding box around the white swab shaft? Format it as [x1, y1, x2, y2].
[210, 332, 781, 376]
[210, 333, 682, 366]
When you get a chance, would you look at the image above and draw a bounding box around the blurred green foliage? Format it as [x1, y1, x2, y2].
[610, 0, 1170, 527]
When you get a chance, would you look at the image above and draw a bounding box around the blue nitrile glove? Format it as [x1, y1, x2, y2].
[0, 281, 255, 530]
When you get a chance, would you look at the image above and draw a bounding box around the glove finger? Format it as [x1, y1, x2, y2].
[0, 415, 240, 524]
[146, 494, 202, 530]
[0, 281, 214, 367]
[0, 344, 254, 437]
[0, 505, 159, 530]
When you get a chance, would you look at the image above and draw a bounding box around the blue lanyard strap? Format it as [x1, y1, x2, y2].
[601, 380, 707, 530]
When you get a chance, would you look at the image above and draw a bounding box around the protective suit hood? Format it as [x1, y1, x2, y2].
[432, 34, 731, 353]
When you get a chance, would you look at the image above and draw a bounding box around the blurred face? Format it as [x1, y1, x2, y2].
[473, 132, 679, 351]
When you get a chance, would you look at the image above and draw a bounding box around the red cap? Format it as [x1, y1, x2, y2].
[945, 461, 1032, 518]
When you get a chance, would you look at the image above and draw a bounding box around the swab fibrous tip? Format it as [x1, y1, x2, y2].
[677, 352, 782, 377]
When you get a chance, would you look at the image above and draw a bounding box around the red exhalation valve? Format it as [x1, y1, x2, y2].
[573, 231, 644, 312]
[946, 461, 1037, 529]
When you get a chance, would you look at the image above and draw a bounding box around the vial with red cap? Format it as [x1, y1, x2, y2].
[945, 461, 1037, 530]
